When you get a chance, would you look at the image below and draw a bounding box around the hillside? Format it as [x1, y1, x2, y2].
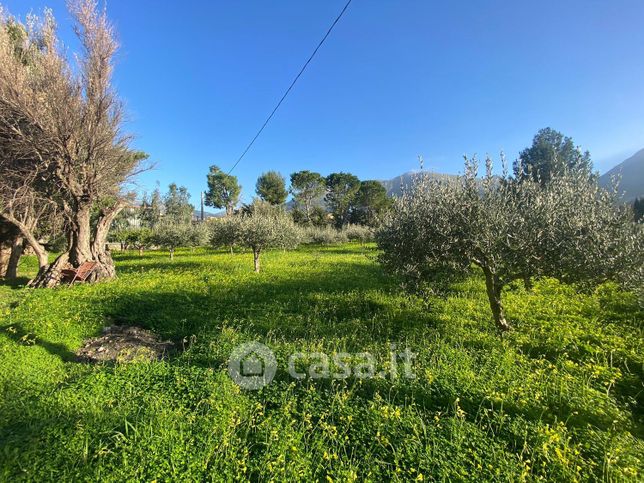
[600, 148, 644, 201]
[380, 171, 457, 196]
[193, 208, 221, 220]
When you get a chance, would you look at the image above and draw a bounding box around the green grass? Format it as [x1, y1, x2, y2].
[0, 245, 642, 481]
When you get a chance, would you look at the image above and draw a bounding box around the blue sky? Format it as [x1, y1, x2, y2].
[4, 0, 644, 205]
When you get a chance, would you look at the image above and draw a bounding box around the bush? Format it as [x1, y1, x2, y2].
[302, 226, 348, 245]
[344, 224, 374, 243]
[300, 225, 373, 245]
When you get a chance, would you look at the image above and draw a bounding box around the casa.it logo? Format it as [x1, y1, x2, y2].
[228, 341, 277, 390]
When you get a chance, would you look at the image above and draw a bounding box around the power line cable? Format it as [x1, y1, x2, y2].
[227, 0, 353, 174]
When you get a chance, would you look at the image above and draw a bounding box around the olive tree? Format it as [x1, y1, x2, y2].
[152, 222, 207, 260]
[344, 224, 374, 244]
[209, 216, 242, 254]
[211, 202, 300, 272]
[112, 227, 153, 255]
[377, 156, 642, 332]
[0, 1, 148, 287]
[0, 219, 19, 278]
[633, 197, 643, 223]
[0, 12, 62, 277]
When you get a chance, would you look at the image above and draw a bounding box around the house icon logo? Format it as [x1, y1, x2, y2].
[228, 342, 277, 390]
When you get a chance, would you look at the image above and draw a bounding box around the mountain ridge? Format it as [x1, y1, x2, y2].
[380, 149, 644, 201]
[598, 148, 644, 202]
[379, 171, 457, 196]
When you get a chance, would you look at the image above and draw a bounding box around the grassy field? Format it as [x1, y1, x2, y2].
[0, 245, 642, 481]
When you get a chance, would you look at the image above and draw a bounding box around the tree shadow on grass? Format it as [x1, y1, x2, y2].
[0, 323, 77, 362]
[0, 377, 188, 481]
[102, 259, 439, 345]
[112, 245, 377, 273]
[262, 364, 642, 456]
[301, 246, 377, 256]
[114, 260, 214, 274]
[513, 336, 644, 424]
[114, 254, 255, 274]
[112, 249, 219, 264]
[0, 276, 31, 289]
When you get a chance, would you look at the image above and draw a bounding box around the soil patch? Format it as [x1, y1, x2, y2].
[77, 326, 174, 363]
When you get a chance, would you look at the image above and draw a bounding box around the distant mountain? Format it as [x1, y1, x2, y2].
[380, 171, 458, 196]
[599, 148, 644, 202]
[192, 208, 221, 220]
[382, 150, 644, 202]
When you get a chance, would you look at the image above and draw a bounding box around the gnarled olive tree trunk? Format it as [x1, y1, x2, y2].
[5, 236, 24, 279]
[0, 237, 25, 280]
[1, 215, 49, 279]
[68, 199, 93, 267]
[29, 201, 123, 287]
[0, 220, 16, 277]
[90, 204, 121, 279]
[0, 239, 11, 278]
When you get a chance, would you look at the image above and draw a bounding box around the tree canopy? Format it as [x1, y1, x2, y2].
[325, 172, 361, 228]
[256, 171, 288, 205]
[140, 188, 162, 227]
[205, 165, 241, 216]
[289, 170, 326, 223]
[152, 221, 208, 260]
[164, 183, 194, 224]
[352, 180, 392, 226]
[514, 127, 593, 184]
